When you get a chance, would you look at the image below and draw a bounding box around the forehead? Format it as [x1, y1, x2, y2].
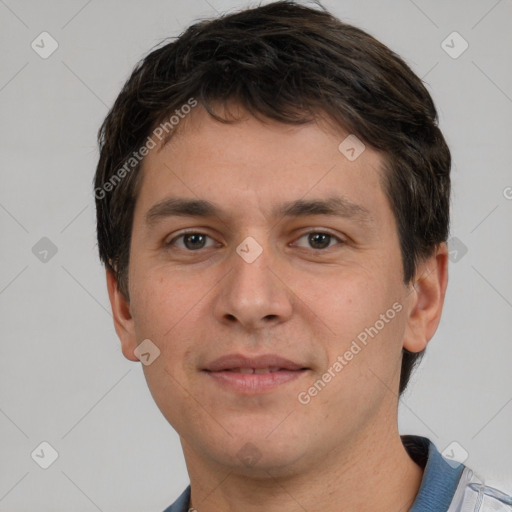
[134, 105, 389, 225]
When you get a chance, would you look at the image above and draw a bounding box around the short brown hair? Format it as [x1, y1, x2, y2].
[94, 0, 451, 394]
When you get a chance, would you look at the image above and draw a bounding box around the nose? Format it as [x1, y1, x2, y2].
[212, 237, 294, 331]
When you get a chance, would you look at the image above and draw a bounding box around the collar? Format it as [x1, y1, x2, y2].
[403, 435, 464, 511]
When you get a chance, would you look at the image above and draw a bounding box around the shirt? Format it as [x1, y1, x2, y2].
[162, 435, 512, 511]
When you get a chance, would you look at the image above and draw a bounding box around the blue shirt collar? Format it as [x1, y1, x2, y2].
[404, 435, 464, 512]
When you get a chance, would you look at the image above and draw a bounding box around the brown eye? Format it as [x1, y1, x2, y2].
[166, 232, 216, 250]
[182, 233, 207, 250]
[308, 233, 331, 249]
[294, 231, 344, 250]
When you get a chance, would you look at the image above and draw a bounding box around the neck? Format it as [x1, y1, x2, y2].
[181, 426, 423, 512]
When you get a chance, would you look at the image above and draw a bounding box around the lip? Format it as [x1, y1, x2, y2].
[204, 354, 305, 372]
[203, 354, 308, 394]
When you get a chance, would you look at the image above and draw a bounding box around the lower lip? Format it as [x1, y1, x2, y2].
[204, 369, 306, 394]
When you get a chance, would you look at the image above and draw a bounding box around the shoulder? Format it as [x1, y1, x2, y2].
[448, 467, 512, 512]
[403, 435, 512, 512]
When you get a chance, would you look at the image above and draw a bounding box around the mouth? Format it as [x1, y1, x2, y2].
[221, 367, 287, 374]
[202, 354, 309, 394]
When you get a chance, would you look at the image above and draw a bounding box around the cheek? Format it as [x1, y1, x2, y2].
[308, 266, 406, 386]
[331, 299, 406, 397]
[131, 273, 204, 428]
[130, 268, 199, 337]
[304, 265, 391, 334]
[130, 268, 215, 383]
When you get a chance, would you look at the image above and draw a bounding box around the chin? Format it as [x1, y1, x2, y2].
[203, 427, 311, 477]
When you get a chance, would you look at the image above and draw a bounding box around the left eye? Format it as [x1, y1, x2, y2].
[293, 232, 344, 250]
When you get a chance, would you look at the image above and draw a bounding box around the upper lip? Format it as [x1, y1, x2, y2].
[203, 354, 306, 372]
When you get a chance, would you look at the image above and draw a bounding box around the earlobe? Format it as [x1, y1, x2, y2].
[106, 269, 139, 362]
[403, 243, 449, 353]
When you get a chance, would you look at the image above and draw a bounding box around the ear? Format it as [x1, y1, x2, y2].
[106, 269, 139, 362]
[403, 243, 449, 353]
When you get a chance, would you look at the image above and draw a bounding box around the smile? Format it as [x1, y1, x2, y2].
[203, 354, 309, 394]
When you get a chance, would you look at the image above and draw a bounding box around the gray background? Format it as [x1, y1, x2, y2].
[0, 0, 511, 510]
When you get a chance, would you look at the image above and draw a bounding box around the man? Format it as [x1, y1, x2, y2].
[94, 1, 512, 510]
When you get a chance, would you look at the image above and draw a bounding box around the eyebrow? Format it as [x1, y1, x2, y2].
[145, 196, 373, 227]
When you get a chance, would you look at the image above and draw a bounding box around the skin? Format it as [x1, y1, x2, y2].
[107, 104, 449, 512]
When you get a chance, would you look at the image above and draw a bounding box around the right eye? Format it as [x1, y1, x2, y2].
[165, 232, 219, 251]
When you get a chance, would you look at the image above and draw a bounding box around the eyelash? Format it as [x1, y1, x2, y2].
[165, 229, 346, 252]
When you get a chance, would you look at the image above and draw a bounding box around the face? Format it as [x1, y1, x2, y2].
[108, 105, 447, 476]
